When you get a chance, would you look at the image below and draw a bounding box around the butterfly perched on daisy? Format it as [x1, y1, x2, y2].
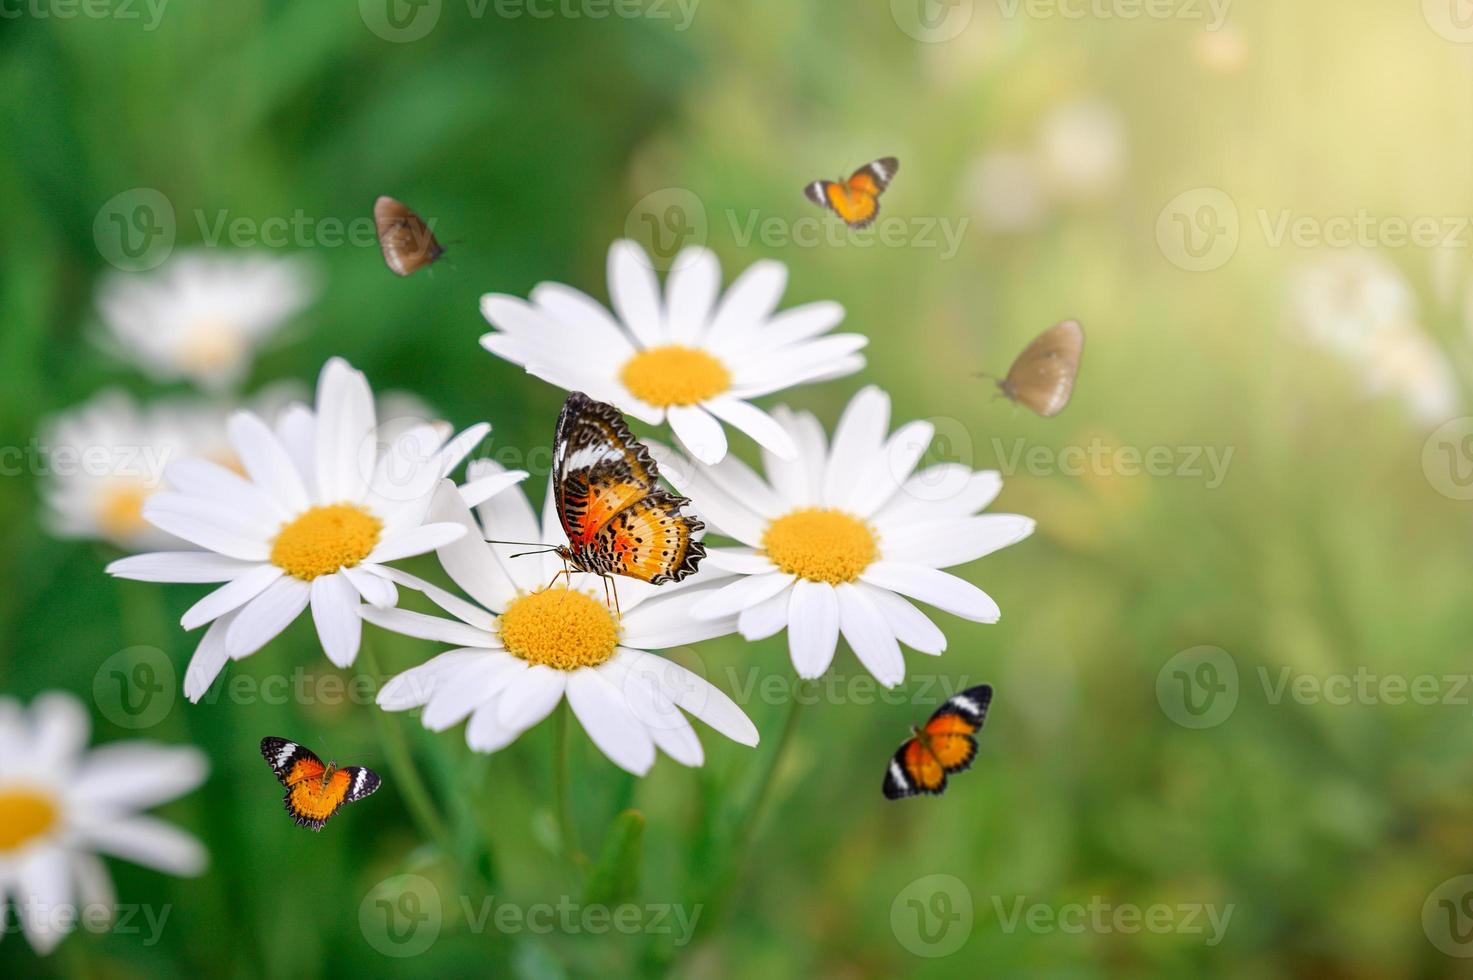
[882, 685, 992, 800]
[804, 157, 899, 229]
[549, 392, 705, 597]
[260, 737, 380, 831]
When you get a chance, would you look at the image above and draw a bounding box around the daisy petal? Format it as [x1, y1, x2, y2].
[311, 573, 362, 668]
[567, 669, 656, 776]
[315, 357, 375, 504]
[359, 606, 496, 647]
[849, 419, 935, 517]
[690, 572, 795, 620]
[107, 551, 258, 584]
[366, 521, 466, 564]
[71, 744, 209, 810]
[497, 665, 566, 731]
[608, 240, 665, 347]
[30, 693, 89, 771]
[613, 648, 758, 746]
[879, 515, 1036, 568]
[738, 585, 792, 641]
[78, 815, 207, 876]
[703, 397, 798, 460]
[664, 246, 720, 345]
[422, 654, 523, 732]
[702, 547, 778, 575]
[787, 579, 839, 679]
[860, 562, 1001, 623]
[343, 565, 397, 608]
[225, 577, 311, 659]
[704, 259, 788, 352]
[836, 583, 905, 687]
[822, 386, 890, 508]
[228, 410, 309, 514]
[860, 584, 947, 655]
[180, 564, 282, 631]
[185, 612, 236, 702]
[668, 405, 728, 465]
[15, 848, 71, 955]
[459, 469, 530, 510]
[377, 650, 487, 710]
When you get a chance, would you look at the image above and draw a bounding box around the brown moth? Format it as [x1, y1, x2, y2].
[995, 320, 1083, 417]
[374, 196, 445, 277]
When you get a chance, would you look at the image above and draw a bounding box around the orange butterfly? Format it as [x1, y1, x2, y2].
[260, 737, 380, 831]
[551, 392, 705, 590]
[882, 685, 992, 800]
[804, 157, 899, 229]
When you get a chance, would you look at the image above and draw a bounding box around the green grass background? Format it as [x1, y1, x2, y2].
[3, 1, 1473, 977]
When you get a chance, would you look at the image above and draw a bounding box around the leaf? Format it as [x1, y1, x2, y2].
[582, 809, 645, 907]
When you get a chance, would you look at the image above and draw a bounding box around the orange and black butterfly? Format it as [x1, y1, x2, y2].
[882, 685, 992, 800]
[803, 157, 899, 229]
[994, 320, 1084, 418]
[374, 196, 445, 277]
[552, 392, 705, 587]
[260, 737, 380, 832]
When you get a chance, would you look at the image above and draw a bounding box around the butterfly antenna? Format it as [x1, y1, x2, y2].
[484, 539, 557, 548]
[509, 548, 560, 559]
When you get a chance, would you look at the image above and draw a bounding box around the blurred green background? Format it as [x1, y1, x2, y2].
[5, 1, 1473, 977]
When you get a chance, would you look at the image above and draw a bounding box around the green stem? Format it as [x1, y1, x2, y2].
[359, 642, 454, 853]
[554, 701, 585, 871]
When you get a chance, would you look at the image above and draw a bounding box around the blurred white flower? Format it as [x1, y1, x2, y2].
[480, 240, 866, 464]
[963, 150, 1050, 234]
[1287, 252, 1416, 355]
[653, 387, 1034, 688]
[0, 691, 208, 955]
[1036, 98, 1128, 203]
[107, 359, 487, 697]
[365, 463, 758, 776]
[1361, 326, 1461, 427]
[39, 390, 232, 551]
[1193, 24, 1250, 75]
[97, 251, 318, 391]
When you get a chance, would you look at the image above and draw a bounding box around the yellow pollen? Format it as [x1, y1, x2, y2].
[619, 345, 731, 407]
[0, 789, 59, 852]
[762, 508, 879, 584]
[498, 587, 620, 670]
[179, 318, 245, 373]
[99, 483, 152, 538]
[270, 504, 382, 581]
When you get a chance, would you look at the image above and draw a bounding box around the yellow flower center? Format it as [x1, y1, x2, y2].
[98, 483, 152, 539]
[762, 508, 879, 584]
[619, 345, 731, 407]
[179, 318, 245, 373]
[498, 587, 620, 670]
[0, 789, 59, 852]
[270, 504, 383, 581]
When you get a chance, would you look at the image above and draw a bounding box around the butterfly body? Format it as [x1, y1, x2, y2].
[374, 196, 445, 277]
[552, 393, 705, 586]
[260, 737, 380, 831]
[804, 157, 899, 229]
[996, 320, 1083, 417]
[882, 685, 992, 800]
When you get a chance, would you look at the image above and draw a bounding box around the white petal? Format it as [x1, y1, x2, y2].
[464, 695, 521, 752]
[848, 419, 935, 517]
[497, 665, 566, 731]
[274, 403, 318, 499]
[822, 386, 890, 507]
[422, 654, 524, 732]
[738, 585, 794, 641]
[664, 246, 720, 345]
[376, 650, 488, 710]
[749, 300, 845, 351]
[874, 467, 1004, 530]
[432, 480, 522, 612]
[668, 405, 728, 465]
[703, 397, 797, 459]
[787, 579, 839, 679]
[836, 583, 905, 687]
[343, 565, 398, 608]
[142, 495, 270, 561]
[612, 649, 758, 747]
[359, 606, 496, 647]
[689, 572, 795, 620]
[180, 564, 282, 631]
[459, 469, 530, 510]
[164, 458, 287, 527]
[764, 406, 826, 507]
[365, 522, 466, 564]
[77, 816, 207, 876]
[71, 852, 116, 922]
[647, 445, 766, 546]
[30, 693, 89, 772]
[608, 240, 665, 347]
[15, 848, 71, 955]
[860, 584, 947, 655]
[860, 563, 1001, 623]
[702, 547, 778, 575]
[607, 667, 703, 766]
[372, 565, 495, 631]
[106, 551, 259, 584]
[619, 587, 746, 648]
[70, 744, 209, 811]
[227, 410, 308, 513]
[879, 515, 1036, 568]
[315, 357, 375, 504]
[528, 282, 640, 362]
[184, 613, 235, 702]
[567, 669, 656, 775]
[311, 573, 362, 668]
[704, 259, 788, 352]
[225, 577, 311, 659]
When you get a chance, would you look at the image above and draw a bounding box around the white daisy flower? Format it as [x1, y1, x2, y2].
[1287, 251, 1416, 356]
[0, 691, 207, 956]
[479, 240, 867, 465]
[363, 464, 759, 776]
[652, 386, 1035, 688]
[105, 358, 488, 700]
[1036, 98, 1128, 203]
[39, 390, 234, 551]
[97, 250, 318, 391]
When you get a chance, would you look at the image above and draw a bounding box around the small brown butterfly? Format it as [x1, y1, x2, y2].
[374, 196, 445, 277]
[994, 320, 1084, 417]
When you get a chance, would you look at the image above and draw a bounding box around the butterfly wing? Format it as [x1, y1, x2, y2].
[284, 766, 380, 832]
[261, 737, 324, 787]
[1000, 320, 1084, 417]
[883, 737, 948, 799]
[804, 179, 838, 211]
[374, 196, 444, 277]
[922, 683, 992, 774]
[848, 157, 898, 195]
[341, 766, 382, 804]
[589, 490, 705, 584]
[553, 392, 660, 548]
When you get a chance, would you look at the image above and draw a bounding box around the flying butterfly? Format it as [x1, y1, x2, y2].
[549, 392, 705, 597]
[260, 737, 380, 831]
[993, 319, 1084, 417]
[803, 157, 899, 229]
[374, 196, 445, 277]
[883, 685, 993, 800]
